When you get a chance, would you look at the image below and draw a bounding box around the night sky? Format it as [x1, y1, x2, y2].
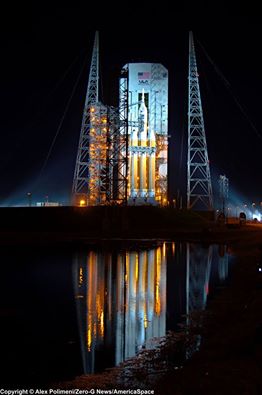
[0, 3, 261, 207]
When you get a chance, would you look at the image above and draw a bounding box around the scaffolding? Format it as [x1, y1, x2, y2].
[86, 104, 118, 205]
[155, 134, 168, 205]
[115, 69, 129, 204]
[72, 32, 128, 206]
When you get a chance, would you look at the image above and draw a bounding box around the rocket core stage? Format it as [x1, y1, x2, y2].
[129, 90, 156, 205]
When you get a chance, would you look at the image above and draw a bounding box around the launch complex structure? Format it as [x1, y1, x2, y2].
[72, 32, 213, 210]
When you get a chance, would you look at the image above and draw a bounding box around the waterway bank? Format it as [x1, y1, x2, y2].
[0, 205, 260, 246]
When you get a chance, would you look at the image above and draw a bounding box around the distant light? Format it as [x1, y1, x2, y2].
[252, 213, 261, 221]
[79, 199, 86, 207]
[259, 267, 262, 272]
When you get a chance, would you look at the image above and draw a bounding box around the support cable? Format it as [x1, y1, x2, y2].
[197, 39, 262, 142]
[33, 52, 89, 189]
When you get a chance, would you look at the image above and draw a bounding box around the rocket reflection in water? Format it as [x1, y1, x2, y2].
[73, 245, 166, 374]
[73, 242, 231, 375]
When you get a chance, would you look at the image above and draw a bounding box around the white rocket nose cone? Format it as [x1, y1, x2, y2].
[141, 88, 145, 103]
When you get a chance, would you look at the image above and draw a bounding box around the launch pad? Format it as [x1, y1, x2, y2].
[72, 33, 168, 207]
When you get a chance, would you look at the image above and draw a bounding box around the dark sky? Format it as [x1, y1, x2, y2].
[0, 2, 261, 207]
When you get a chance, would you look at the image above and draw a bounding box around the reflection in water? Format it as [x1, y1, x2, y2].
[186, 244, 212, 315]
[218, 244, 229, 281]
[73, 245, 166, 374]
[73, 242, 231, 375]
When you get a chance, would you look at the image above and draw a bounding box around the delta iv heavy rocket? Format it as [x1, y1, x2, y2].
[129, 90, 156, 204]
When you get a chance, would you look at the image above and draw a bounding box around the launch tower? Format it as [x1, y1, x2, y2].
[72, 32, 127, 206]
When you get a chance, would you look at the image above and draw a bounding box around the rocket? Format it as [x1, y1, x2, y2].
[129, 89, 156, 203]
[138, 90, 148, 197]
[138, 89, 148, 147]
[130, 127, 138, 198]
[148, 127, 156, 198]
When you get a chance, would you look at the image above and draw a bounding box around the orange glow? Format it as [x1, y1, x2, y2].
[100, 310, 104, 337]
[87, 327, 92, 352]
[86, 252, 95, 352]
[79, 267, 83, 286]
[135, 253, 139, 282]
[155, 247, 161, 315]
[79, 199, 86, 207]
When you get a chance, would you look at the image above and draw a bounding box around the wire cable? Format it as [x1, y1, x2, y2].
[197, 39, 262, 143]
[33, 51, 89, 190]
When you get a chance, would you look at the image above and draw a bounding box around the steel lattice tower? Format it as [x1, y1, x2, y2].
[72, 31, 99, 203]
[72, 32, 128, 206]
[187, 31, 213, 210]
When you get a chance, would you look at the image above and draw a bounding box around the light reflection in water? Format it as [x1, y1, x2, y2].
[73, 242, 231, 374]
[186, 244, 213, 315]
[73, 244, 166, 374]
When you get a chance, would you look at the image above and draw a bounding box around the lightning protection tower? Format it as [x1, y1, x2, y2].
[72, 32, 124, 206]
[187, 31, 213, 210]
[72, 31, 100, 205]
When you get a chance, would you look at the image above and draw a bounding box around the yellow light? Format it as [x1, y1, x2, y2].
[163, 242, 166, 257]
[79, 267, 83, 286]
[87, 328, 92, 351]
[100, 310, 104, 337]
[79, 199, 86, 207]
[144, 314, 148, 329]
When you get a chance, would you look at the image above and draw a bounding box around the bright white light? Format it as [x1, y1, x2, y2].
[252, 212, 261, 221]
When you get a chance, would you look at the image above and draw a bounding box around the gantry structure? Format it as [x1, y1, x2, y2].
[187, 31, 213, 210]
[72, 32, 128, 206]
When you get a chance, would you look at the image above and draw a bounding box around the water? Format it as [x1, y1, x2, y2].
[0, 241, 232, 387]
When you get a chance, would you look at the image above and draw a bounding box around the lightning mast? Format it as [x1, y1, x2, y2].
[72, 31, 99, 204]
[187, 31, 213, 210]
